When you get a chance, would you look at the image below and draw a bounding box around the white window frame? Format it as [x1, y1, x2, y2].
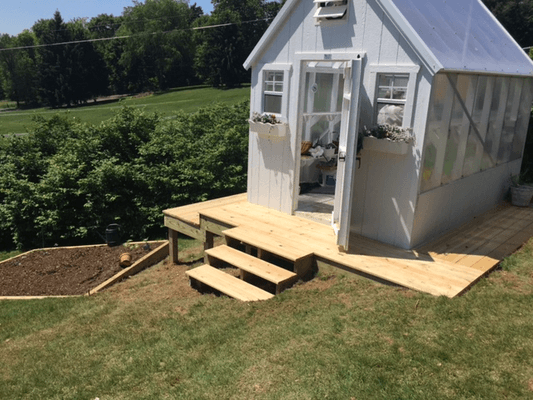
[314, 0, 349, 25]
[367, 65, 420, 129]
[260, 63, 292, 120]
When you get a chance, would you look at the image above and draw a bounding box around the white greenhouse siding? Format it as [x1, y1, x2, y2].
[245, 0, 533, 250]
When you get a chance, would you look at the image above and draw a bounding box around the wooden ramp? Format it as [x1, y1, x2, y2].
[164, 195, 533, 299]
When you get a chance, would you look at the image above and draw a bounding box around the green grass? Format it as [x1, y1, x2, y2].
[0, 250, 21, 262]
[1, 239, 533, 399]
[0, 85, 251, 136]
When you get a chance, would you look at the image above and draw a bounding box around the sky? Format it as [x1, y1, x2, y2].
[0, 0, 214, 36]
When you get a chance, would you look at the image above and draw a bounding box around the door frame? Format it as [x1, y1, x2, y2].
[291, 52, 365, 250]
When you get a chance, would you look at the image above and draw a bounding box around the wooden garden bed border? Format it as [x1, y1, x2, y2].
[0, 241, 169, 300]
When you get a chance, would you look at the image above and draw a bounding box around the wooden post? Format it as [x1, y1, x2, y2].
[204, 231, 214, 251]
[203, 231, 215, 264]
[169, 228, 179, 264]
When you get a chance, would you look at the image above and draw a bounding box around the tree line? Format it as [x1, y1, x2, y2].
[0, 0, 282, 108]
[1, 0, 531, 109]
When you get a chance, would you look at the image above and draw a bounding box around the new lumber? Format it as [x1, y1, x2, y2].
[205, 245, 298, 293]
[186, 264, 274, 301]
[223, 226, 313, 262]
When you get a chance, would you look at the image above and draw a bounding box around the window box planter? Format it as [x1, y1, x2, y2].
[363, 136, 409, 155]
[249, 120, 288, 138]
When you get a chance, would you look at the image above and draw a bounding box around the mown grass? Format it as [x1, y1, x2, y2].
[1, 238, 533, 399]
[0, 85, 251, 136]
[0, 250, 21, 262]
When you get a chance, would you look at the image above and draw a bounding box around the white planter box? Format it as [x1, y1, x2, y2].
[363, 136, 409, 155]
[249, 120, 288, 138]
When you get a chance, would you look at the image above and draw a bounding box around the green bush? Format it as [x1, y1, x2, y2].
[0, 102, 249, 250]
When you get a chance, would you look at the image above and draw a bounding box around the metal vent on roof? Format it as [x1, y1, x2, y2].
[314, 0, 348, 21]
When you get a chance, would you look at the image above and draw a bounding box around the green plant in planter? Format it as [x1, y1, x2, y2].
[250, 112, 281, 124]
[510, 173, 533, 207]
[361, 124, 415, 144]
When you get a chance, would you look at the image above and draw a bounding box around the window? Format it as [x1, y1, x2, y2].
[263, 71, 284, 115]
[314, 0, 348, 22]
[375, 74, 409, 127]
[420, 73, 533, 194]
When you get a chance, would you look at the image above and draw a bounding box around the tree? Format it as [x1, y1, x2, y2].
[65, 19, 109, 102]
[0, 32, 39, 107]
[194, 0, 282, 87]
[33, 11, 72, 107]
[33, 11, 107, 107]
[117, 0, 200, 92]
[87, 14, 129, 95]
[482, 0, 533, 49]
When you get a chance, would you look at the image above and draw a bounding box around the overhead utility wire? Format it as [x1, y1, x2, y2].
[0, 17, 272, 52]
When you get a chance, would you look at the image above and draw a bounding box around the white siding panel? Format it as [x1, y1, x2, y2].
[411, 159, 522, 248]
[351, 0, 367, 51]
[363, 0, 385, 65]
[378, 14, 400, 64]
[247, 69, 261, 206]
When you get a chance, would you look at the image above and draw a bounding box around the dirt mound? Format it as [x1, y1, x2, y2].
[0, 244, 161, 297]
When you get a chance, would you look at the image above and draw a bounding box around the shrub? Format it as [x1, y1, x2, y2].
[0, 102, 249, 250]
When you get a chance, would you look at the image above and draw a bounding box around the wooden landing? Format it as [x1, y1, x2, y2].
[164, 195, 533, 298]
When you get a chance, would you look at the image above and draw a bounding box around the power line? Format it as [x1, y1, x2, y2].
[0, 17, 272, 52]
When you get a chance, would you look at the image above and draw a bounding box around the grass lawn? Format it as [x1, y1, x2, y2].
[0, 250, 21, 262]
[0, 85, 250, 136]
[1, 238, 533, 399]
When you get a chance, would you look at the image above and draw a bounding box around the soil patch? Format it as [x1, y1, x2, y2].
[0, 243, 163, 296]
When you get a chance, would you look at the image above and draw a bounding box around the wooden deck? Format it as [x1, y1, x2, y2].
[164, 194, 533, 298]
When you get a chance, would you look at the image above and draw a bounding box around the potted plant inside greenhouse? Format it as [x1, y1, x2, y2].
[510, 174, 533, 207]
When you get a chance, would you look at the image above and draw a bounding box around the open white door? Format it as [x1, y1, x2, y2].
[332, 59, 362, 251]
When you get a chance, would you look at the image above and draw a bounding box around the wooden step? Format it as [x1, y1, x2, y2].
[222, 226, 315, 277]
[186, 264, 274, 302]
[205, 245, 298, 294]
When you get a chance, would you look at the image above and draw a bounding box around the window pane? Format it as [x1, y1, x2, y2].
[392, 89, 407, 100]
[274, 72, 284, 82]
[481, 77, 505, 170]
[264, 94, 282, 114]
[511, 79, 533, 160]
[498, 77, 521, 164]
[462, 76, 489, 177]
[313, 73, 335, 113]
[336, 75, 344, 112]
[379, 75, 392, 87]
[302, 114, 342, 145]
[266, 71, 276, 81]
[441, 74, 476, 184]
[462, 126, 483, 177]
[376, 103, 404, 126]
[420, 74, 452, 192]
[394, 76, 409, 87]
[274, 83, 283, 92]
[377, 88, 390, 99]
[265, 82, 274, 91]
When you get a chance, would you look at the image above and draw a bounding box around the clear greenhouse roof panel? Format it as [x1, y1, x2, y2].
[389, 0, 533, 76]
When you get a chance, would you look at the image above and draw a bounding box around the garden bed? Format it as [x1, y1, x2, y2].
[0, 242, 167, 297]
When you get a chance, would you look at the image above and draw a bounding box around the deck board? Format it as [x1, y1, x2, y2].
[165, 195, 533, 298]
[163, 193, 247, 227]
